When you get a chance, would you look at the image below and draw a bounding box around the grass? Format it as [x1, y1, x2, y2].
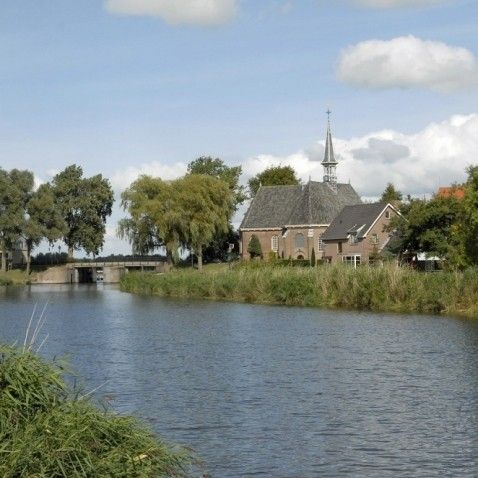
[121, 262, 478, 318]
[0, 270, 32, 286]
[0, 344, 195, 477]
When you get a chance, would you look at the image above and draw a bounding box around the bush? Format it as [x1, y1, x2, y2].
[247, 235, 262, 259]
[0, 345, 193, 478]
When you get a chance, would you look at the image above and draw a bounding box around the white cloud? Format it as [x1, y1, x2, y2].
[111, 160, 188, 192]
[105, 0, 237, 26]
[338, 36, 478, 92]
[242, 113, 478, 198]
[352, 0, 445, 8]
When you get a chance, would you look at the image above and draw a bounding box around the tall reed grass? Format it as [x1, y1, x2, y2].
[0, 345, 194, 477]
[121, 264, 478, 318]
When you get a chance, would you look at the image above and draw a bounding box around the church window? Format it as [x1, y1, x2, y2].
[271, 235, 279, 252]
[295, 233, 305, 248]
[337, 242, 343, 254]
[371, 234, 379, 245]
[385, 210, 391, 219]
[318, 235, 324, 252]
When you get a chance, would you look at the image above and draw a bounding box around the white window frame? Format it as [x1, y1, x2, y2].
[271, 235, 279, 252]
[318, 235, 324, 252]
[342, 255, 361, 268]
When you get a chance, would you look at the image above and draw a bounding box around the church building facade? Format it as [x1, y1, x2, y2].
[239, 117, 362, 261]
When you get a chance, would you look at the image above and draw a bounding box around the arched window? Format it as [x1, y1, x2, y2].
[271, 235, 279, 252]
[295, 233, 305, 248]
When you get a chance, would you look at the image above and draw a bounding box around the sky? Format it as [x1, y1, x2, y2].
[1, 0, 477, 255]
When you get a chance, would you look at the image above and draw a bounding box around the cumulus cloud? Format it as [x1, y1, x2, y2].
[338, 36, 478, 92]
[105, 0, 237, 26]
[242, 113, 478, 198]
[351, 0, 445, 8]
[111, 160, 187, 192]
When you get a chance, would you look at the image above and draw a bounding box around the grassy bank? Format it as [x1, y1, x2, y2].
[0, 270, 32, 286]
[121, 263, 478, 318]
[0, 345, 193, 477]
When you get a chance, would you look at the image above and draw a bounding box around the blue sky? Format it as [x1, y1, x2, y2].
[1, 0, 477, 254]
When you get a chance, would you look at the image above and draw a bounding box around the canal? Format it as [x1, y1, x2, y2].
[1, 284, 478, 477]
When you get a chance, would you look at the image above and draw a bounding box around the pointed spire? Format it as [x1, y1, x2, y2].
[322, 110, 338, 190]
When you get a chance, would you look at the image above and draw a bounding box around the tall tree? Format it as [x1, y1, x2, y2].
[187, 156, 246, 211]
[52, 165, 114, 259]
[248, 165, 300, 197]
[177, 174, 233, 270]
[23, 184, 66, 274]
[119, 174, 233, 270]
[187, 156, 244, 261]
[380, 183, 403, 204]
[0, 169, 34, 272]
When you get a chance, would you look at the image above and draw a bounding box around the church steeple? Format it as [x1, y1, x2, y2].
[322, 110, 338, 189]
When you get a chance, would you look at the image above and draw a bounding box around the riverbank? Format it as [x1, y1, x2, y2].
[0, 344, 193, 477]
[0, 270, 32, 286]
[120, 264, 478, 318]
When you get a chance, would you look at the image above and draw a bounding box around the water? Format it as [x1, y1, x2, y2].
[1, 284, 478, 477]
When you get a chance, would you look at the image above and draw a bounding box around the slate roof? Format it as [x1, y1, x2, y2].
[321, 202, 388, 241]
[240, 181, 362, 229]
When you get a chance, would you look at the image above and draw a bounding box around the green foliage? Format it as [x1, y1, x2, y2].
[121, 264, 478, 318]
[247, 235, 262, 259]
[248, 165, 300, 197]
[0, 345, 192, 477]
[380, 182, 403, 204]
[52, 165, 114, 258]
[0, 168, 34, 271]
[187, 156, 246, 210]
[120, 174, 234, 269]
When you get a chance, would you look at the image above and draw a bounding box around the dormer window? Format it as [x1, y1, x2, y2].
[349, 233, 358, 245]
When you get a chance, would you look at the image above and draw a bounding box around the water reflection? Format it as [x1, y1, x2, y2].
[1, 285, 478, 477]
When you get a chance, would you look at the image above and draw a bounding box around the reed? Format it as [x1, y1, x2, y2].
[0, 345, 194, 477]
[121, 264, 478, 318]
[0, 270, 31, 286]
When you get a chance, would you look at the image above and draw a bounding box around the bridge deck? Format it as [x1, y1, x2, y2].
[68, 261, 165, 268]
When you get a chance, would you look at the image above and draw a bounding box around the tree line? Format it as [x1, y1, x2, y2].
[0, 165, 113, 273]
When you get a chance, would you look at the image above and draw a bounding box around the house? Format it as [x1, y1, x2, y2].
[321, 202, 400, 267]
[0, 239, 28, 270]
[240, 116, 362, 261]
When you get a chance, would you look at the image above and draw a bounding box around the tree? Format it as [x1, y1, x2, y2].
[23, 184, 66, 274]
[380, 183, 403, 204]
[0, 168, 34, 272]
[248, 165, 300, 197]
[187, 156, 246, 211]
[310, 247, 316, 266]
[177, 174, 234, 270]
[247, 235, 262, 259]
[387, 196, 464, 267]
[119, 174, 234, 270]
[52, 165, 114, 259]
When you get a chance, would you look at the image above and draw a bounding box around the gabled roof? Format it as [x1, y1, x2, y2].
[240, 181, 362, 229]
[321, 202, 389, 241]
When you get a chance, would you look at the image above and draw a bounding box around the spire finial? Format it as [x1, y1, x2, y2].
[326, 109, 332, 124]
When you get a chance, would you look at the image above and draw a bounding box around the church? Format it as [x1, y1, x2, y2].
[239, 116, 362, 261]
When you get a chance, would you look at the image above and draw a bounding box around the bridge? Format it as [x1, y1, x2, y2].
[36, 261, 169, 284]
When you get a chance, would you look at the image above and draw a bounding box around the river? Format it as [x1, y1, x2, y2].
[1, 284, 478, 477]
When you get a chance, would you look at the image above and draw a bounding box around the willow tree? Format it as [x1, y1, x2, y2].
[177, 174, 234, 270]
[119, 174, 233, 270]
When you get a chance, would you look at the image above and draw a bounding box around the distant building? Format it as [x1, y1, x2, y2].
[321, 203, 400, 267]
[239, 114, 362, 260]
[437, 186, 465, 200]
[0, 239, 28, 269]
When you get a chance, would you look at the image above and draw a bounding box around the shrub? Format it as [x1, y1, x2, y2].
[247, 235, 262, 259]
